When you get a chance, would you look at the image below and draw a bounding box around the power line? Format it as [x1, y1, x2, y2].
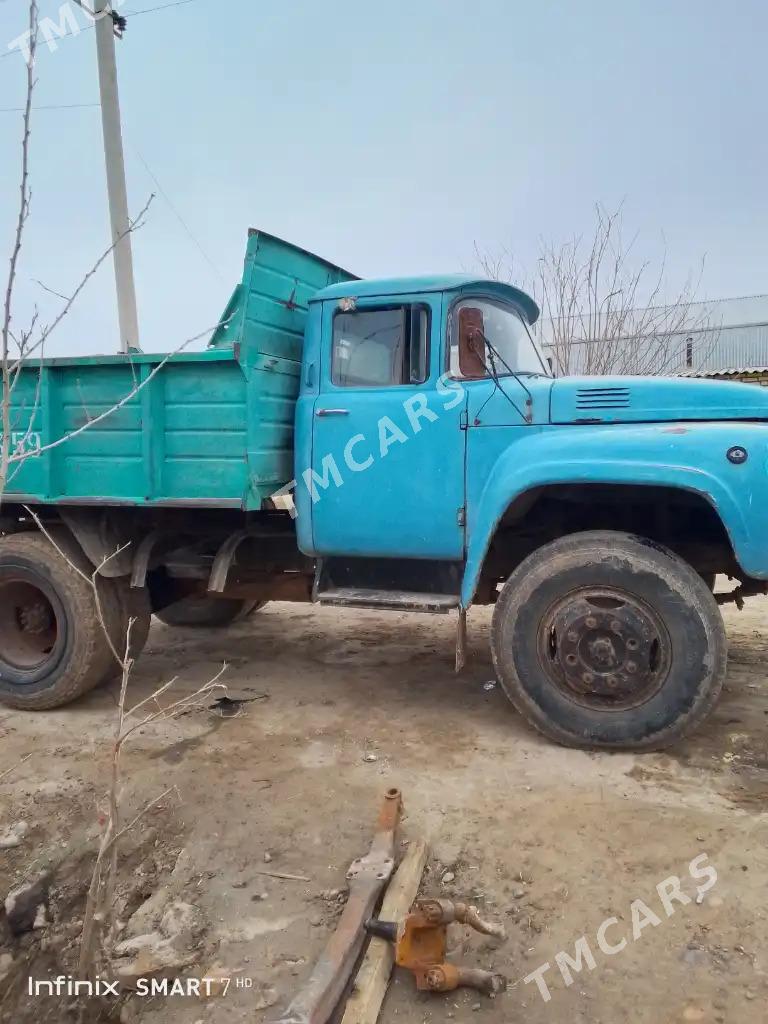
[128, 0, 198, 16]
[0, 102, 101, 112]
[131, 144, 226, 283]
[1, 0, 198, 60]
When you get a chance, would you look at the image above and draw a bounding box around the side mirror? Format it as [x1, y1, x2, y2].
[458, 306, 488, 379]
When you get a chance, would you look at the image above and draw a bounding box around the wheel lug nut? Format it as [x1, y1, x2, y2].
[567, 630, 578, 642]
[585, 617, 597, 629]
[583, 672, 594, 684]
[626, 661, 637, 674]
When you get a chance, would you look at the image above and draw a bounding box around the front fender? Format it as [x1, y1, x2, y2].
[462, 421, 768, 605]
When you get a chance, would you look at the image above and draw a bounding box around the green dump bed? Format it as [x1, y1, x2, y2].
[4, 231, 355, 510]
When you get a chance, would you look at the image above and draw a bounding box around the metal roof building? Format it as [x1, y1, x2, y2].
[539, 293, 768, 376]
[677, 294, 768, 373]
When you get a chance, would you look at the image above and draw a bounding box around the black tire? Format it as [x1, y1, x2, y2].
[154, 595, 264, 628]
[122, 583, 153, 656]
[490, 531, 727, 751]
[236, 599, 267, 621]
[0, 532, 119, 710]
[101, 582, 153, 683]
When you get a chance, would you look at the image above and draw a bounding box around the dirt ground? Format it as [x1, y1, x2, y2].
[1, 590, 767, 1024]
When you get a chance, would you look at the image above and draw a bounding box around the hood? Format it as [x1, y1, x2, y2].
[549, 375, 768, 425]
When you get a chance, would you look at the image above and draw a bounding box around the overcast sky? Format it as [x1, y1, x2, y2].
[0, 0, 766, 355]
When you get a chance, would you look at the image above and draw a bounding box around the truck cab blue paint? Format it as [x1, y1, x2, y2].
[461, 416, 768, 605]
[306, 291, 468, 559]
[550, 374, 768, 424]
[312, 275, 540, 324]
[302, 276, 768, 600]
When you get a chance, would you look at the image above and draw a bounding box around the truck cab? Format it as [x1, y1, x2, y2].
[296, 276, 548, 574]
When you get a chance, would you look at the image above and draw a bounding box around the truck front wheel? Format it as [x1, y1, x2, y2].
[490, 531, 727, 750]
[154, 595, 266, 628]
[0, 533, 120, 710]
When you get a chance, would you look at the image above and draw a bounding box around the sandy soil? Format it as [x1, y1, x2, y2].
[1, 592, 766, 1024]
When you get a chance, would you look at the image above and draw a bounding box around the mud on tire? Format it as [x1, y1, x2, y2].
[0, 531, 122, 710]
[490, 530, 727, 750]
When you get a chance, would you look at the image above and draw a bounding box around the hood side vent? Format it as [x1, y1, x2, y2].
[575, 386, 631, 410]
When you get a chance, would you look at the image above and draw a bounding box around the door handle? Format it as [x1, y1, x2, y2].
[316, 408, 350, 417]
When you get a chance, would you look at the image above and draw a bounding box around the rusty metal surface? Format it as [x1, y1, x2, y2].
[536, 586, 671, 710]
[368, 897, 506, 997]
[274, 787, 402, 1024]
[455, 609, 467, 672]
[219, 574, 313, 604]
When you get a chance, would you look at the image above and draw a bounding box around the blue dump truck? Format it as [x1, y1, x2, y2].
[2, 229, 767, 749]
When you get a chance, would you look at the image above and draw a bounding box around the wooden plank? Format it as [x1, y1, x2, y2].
[341, 838, 429, 1024]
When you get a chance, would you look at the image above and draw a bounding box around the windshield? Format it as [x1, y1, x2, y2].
[448, 297, 551, 379]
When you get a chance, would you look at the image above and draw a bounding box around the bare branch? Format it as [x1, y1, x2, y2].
[76, 605, 227, 981]
[2, 2, 38, 496]
[32, 279, 69, 302]
[9, 313, 232, 468]
[480, 203, 715, 376]
[28, 193, 154, 360]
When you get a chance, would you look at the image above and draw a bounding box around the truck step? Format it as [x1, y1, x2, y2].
[316, 587, 459, 613]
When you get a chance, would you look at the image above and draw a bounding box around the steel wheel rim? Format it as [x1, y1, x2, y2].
[536, 586, 672, 710]
[0, 574, 63, 677]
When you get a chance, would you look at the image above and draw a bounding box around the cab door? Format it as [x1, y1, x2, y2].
[307, 294, 466, 559]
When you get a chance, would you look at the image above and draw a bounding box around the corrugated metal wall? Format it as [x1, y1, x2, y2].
[691, 321, 768, 372]
[540, 294, 768, 375]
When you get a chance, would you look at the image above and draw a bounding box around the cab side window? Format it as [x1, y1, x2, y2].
[332, 305, 429, 387]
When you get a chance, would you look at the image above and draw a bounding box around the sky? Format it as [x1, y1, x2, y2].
[0, 0, 767, 356]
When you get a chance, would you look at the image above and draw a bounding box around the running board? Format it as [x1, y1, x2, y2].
[316, 588, 459, 613]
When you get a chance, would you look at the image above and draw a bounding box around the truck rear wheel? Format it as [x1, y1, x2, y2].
[490, 531, 727, 750]
[0, 532, 119, 710]
[101, 581, 153, 683]
[154, 595, 266, 628]
[125, 584, 153, 655]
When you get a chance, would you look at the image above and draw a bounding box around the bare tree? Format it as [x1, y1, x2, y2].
[477, 203, 715, 377]
[24, 506, 227, 980]
[1, 1, 37, 498]
[0, 3, 233, 503]
[1, 5, 233, 986]
[78, 655, 226, 980]
[0, 0, 154, 499]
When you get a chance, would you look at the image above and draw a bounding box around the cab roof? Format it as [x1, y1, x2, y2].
[310, 275, 540, 325]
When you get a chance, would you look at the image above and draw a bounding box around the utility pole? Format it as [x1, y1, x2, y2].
[93, 1, 140, 353]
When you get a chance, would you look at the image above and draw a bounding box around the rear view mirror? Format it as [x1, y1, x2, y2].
[458, 306, 488, 379]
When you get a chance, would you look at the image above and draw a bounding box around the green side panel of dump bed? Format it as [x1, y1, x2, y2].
[3, 230, 356, 510]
